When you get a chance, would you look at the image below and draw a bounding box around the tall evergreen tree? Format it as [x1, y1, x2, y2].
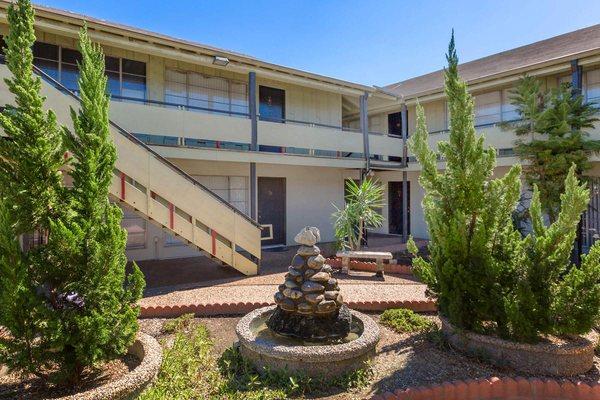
[0, 0, 68, 380]
[408, 33, 600, 342]
[509, 75, 600, 221]
[0, 0, 144, 385]
[46, 26, 145, 384]
[0, 0, 66, 232]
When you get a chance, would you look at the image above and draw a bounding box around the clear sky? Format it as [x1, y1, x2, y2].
[37, 0, 600, 87]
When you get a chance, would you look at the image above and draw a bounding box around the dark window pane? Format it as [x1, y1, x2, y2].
[33, 58, 59, 80]
[61, 48, 81, 64]
[0, 36, 5, 56]
[122, 59, 146, 76]
[106, 71, 120, 96]
[61, 63, 79, 91]
[33, 42, 58, 60]
[105, 56, 119, 72]
[122, 74, 146, 99]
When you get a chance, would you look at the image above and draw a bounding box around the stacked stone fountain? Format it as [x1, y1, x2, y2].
[267, 227, 352, 340]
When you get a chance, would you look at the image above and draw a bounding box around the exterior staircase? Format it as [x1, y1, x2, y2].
[0, 61, 261, 275]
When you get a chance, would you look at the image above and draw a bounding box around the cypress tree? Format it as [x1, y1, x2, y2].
[0, 0, 68, 380]
[509, 75, 600, 222]
[0, 0, 144, 385]
[408, 33, 600, 342]
[47, 26, 145, 384]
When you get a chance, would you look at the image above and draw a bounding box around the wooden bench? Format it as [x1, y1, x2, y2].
[336, 250, 393, 278]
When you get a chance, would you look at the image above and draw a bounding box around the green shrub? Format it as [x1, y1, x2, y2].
[380, 309, 435, 334]
[407, 33, 600, 343]
[162, 313, 195, 334]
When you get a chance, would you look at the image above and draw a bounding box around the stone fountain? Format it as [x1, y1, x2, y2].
[235, 227, 380, 378]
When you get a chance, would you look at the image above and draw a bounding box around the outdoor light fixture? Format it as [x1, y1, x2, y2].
[213, 56, 230, 66]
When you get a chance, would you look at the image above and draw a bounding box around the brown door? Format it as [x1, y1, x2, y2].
[258, 177, 286, 246]
[388, 181, 410, 235]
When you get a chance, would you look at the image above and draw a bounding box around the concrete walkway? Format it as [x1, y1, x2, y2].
[137, 234, 434, 317]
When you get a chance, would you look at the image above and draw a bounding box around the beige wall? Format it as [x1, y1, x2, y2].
[124, 159, 352, 261]
[15, 25, 345, 128]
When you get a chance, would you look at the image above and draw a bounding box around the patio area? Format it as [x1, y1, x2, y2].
[138, 234, 434, 317]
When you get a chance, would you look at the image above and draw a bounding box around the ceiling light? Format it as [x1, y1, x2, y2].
[213, 56, 230, 66]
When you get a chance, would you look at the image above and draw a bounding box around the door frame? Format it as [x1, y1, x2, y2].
[258, 177, 287, 247]
[387, 181, 410, 236]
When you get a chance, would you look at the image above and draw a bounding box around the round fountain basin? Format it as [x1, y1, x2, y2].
[235, 305, 380, 378]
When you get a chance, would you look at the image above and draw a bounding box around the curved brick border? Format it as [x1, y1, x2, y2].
[140, 299, 436, 318]
[325, 257, 413, 275]
[371, 377, 600, 400]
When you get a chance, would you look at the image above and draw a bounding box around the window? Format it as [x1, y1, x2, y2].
[33, 42, 59, 81]
[193, 176, 249, 215]
[474, 91, 501, 126]
[60, 47, 82, 91]
[31, 40, 146, 99]
[121, 59, 147, 99]
[585, 69, 600, 103]
[501, 88, 519, 122]
[122, 209, 146, 249]
[165, 69, 248, 114]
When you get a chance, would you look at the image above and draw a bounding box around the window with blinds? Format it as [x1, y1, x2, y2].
[585, 69, 600, 103]
[122, 209, 147, 249]
[192, 175, 248, 215]
[165, 69, 248, 114]
[474, 91, 502, 126]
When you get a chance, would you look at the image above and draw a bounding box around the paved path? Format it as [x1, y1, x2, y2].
[140, 270, 433, 317]
[138, 235, 433, 317]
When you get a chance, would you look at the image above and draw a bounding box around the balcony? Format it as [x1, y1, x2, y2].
[108, 97, 406, 169]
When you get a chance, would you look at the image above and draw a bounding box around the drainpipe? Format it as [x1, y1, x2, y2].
[360, 92, 370, 172]
[401, 103, 409, 242]
[249, 71, 258, 221]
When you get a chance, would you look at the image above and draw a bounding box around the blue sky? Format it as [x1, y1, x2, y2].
[38, 0, 600, 86]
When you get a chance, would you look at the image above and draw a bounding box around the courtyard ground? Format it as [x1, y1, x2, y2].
[137, 234, 433, 317]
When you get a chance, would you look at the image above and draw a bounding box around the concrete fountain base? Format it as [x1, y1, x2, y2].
[235, 305, 380, 378]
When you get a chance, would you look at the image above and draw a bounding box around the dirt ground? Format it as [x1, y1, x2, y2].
[139, 314, 600, 399]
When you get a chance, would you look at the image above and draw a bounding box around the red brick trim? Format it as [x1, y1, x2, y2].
[139, 299, 436, 318]
[325, 257, 413, 275]
[370, 376, 600, 400]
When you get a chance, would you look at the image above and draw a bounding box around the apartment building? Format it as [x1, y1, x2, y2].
[0, 2, 599, 274]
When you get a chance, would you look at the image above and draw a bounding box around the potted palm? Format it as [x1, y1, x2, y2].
[332, 179, 390, 277]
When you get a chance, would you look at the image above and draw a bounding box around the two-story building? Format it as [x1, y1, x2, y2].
[0, 2, 599, 275]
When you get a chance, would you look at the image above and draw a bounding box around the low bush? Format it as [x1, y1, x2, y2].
[380, 308, 435, 334]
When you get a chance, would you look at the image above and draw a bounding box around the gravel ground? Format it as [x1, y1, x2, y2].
[0, 355, 139, 400]
[138, 315, 600, 399]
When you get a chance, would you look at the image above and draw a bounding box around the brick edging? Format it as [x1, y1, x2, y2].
[325, 257, 413, 275]
[371, 376, 600, 400]
[139, 299, 436, 318]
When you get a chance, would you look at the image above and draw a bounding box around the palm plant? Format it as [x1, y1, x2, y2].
[332, 178, 384, 251]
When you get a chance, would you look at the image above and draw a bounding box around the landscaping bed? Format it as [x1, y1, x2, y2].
[137, 312, 600, 399]
[0, 332, 162, 400]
